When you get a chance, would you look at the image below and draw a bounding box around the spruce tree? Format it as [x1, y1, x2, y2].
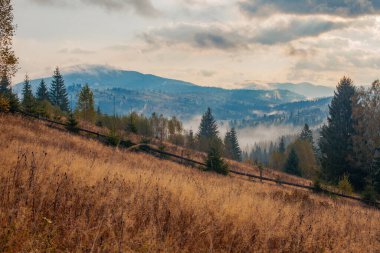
[284, 148, 301, 176]
[66, 112, 79, 133]
[205, 140, 229, 175]
[197, 107, 221, 152]
[224, 128, 242, 161]
[21, 75, 35, 113]
[0, 75, 18, 112]
[300, 124, 313, 145]
[49, 67, 69, 112]
[76, 84, 96, 122]
[278, 136, 286, 153]
[371, 148, 380, 195]
[36, 79, 49, 101]
[319, 77, 356, 186]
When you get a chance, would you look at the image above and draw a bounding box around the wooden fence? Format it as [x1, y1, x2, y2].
[14, 110, 380, 208]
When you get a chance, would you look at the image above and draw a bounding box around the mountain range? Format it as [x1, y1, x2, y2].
[14, 65, 332, 126]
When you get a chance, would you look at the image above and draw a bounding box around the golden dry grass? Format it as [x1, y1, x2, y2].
[0, 114, 379, 252]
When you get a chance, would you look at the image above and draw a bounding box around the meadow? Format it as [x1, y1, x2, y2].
[0, 114, 379, 252]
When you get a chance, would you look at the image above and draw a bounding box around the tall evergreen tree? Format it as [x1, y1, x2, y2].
[0, 75, 18, 112]
[278, 136, 286, 153]
[319, 77, 356, 186]
[352, 80, 380, 191]
[224, 128, 242, 161]
[36, 79, 49, 101]
[284, 148, 301, 176]
[76, 84, 96, 122]
[300, 124, 313, 145]
[49, 67, 69, 112]
[21, 75, 35, 113]
[197, 107, 221, 152]
[205, 140, 229, 175]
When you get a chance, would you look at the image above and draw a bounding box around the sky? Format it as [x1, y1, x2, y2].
[12, 0, 380, 88]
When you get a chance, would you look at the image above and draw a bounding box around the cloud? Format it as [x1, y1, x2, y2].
[30, 0, 158, 16]
[239, 0, 380, 17]
[142, 18, 350, 50]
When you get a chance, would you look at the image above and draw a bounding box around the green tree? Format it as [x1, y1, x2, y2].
[0, 72, 18, 112]
[186, 130, 195, 149]
[0, 0, 18, 80]
[66, 112, 79, 133]
[49, 67, 69, 112]
[21, 74, 35, 113]
[224, 128, 242, 161]
[352, 80, 380, 191]
[205, 140, 229, 175]
[300, 124, 313, 145]
[36, 79, 49, 101]
[76, 84, 96, 122]
[319, 77, 356, 186]
[278, 136, 286, 153]
[283, 148, 301, 176]
[197, 108, 221, 152]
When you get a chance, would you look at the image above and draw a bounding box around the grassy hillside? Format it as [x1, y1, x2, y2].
[0, 114, 379, 252]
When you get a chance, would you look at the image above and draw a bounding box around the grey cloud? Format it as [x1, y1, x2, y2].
[30, 0, 158, 16]
[142, 18, 350, 50]
[239, 0, 380, 17]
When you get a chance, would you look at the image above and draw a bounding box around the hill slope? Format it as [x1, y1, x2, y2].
[14, 65, 309, 120]
[244, 82, 335, 99]
[0, 114, 379, 252]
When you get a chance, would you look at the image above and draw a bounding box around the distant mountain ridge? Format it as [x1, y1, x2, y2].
[243, 82, 335, 99]
[14, 65, 330, 125]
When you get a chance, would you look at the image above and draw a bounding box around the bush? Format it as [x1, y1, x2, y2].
[65, 113, 79, 133]
[107, 131, 120, 147]
[338, 174, 353, 195]
[313, 179, 323, 193]
[205, 145, 229, 175]
[362, 185, 378, 205]
[0, 94, 10, 113]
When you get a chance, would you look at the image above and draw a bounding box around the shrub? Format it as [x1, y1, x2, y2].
[107, 131, 120, 147]
[0, 94, 10, 113]
[362, 185, 378, 205]
[205, 144, 229, 175]
[65, 113, 79, 133]
[338, 174, 353, 195]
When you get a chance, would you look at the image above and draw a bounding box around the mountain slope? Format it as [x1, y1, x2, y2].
[14, 65, 306, 120]
[244, 82, 335, 99]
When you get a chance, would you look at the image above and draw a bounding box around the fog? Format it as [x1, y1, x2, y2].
[183, 115, 302, 150]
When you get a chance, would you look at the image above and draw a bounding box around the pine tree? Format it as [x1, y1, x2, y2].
[352, 80, 380, 191]
[186, 130, 195, 149]
[36, 79, 49, 101]
[76, 84, 96, 122]
[205, 140, 229, 175]
[0, 75, 10, 94]
[300, 124, 313, 145]
[278, 136, 286, 153]
[197, 107, 221, 152]
[371, 148, 380, 195]
[283, 148, 301, 176]
[224, 128, 242, 161]
[66, 112, 79, 133]
[49, 67, 69, 112]
[21, 74, 35, 113]
[319, 77, 356, 186]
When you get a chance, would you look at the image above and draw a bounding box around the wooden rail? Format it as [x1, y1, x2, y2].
[14, 110, 380, 208]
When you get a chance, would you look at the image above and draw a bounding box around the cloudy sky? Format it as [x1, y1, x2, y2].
[13, 0, 380, 88]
